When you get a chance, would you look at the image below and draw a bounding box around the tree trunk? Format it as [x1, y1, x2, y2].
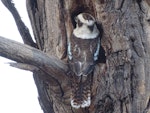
[1, 0, 150, 113]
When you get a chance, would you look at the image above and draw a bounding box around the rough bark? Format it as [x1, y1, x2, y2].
[1, 0, 150, 113]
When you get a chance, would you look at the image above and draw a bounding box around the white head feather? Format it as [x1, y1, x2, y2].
[77, 13, 95, 26]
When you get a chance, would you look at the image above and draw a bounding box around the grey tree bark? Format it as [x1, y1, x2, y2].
[1, 0, 150, 113]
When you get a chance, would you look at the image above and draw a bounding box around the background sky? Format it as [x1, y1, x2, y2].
[0, 0, 43, 113]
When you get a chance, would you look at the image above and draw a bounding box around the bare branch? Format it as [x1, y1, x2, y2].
[9, 62, 39, 71]
[1, 0, 37, 48]
[0, 36, 69, 81]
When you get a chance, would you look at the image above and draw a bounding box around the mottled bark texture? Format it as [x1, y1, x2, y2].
[1, 0, 150, 113]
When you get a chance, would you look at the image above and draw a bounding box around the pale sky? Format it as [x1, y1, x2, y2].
[0, 0, 43, 113]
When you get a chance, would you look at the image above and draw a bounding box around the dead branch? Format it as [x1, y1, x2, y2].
[1, 0, 37, 48]
[0, 36, 69, 82]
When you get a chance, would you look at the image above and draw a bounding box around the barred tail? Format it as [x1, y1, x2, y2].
[71, 90, 91, 109]
[70, 75, 92, 109]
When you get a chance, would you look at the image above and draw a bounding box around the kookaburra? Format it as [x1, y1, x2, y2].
[68, 13, 100, 108]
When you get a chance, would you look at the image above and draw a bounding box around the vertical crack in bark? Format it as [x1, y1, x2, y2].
[144, 98, 150, 113]
[125, 101, 129, 113]
[115, 0, 125, 10]
[130, 64, 134, 101]
[56, 0, 67, 59]
[26, 0, 44, 50]
[136, 0, 143, 12]
[28, 0, 38, 13]
[42, 0, 48, 51]
[120, 99, 123, 113]
[138, 11, 147, 55]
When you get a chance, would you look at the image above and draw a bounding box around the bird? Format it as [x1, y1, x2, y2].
[68, 13, 100, 109]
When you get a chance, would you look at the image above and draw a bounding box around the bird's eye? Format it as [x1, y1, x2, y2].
[78, 20, 83, 27]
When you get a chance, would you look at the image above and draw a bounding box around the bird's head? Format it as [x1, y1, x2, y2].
[75, 13, 95, 27]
